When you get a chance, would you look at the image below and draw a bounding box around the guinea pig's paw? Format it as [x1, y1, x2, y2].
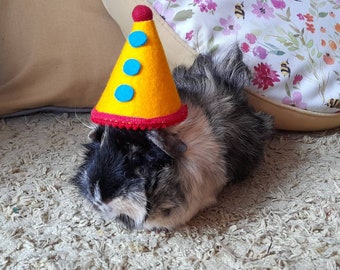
[147, 227, 170, 234]
[115, 214, 137, 231]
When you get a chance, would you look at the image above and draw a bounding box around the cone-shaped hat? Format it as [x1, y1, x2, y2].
[91, 5, 187, 130]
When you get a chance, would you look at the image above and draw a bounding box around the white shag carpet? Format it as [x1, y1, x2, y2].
[0, 113, 339, 270]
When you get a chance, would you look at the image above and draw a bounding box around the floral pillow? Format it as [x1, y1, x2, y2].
[148, 0, 340, 115]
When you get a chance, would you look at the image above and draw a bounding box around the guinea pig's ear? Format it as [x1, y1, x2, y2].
[216, 44, 251, 90]
[147, 130, 187, 158]
[88, 125, 105, 142]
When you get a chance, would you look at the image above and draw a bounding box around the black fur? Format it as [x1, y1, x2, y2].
[174, 47, 272, 182]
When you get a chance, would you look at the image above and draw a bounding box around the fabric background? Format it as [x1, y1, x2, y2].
[148, 0, 340, 115]
[0, 0, 125, 116]
[1, 0, 339, 130]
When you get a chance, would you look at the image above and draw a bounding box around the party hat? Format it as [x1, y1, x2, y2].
[91, 5, 187, 130]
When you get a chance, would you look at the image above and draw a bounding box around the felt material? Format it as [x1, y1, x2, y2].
[91, 106, 188, 130]
[132, 4, 153, 21]
[91, 5, 187, 130]
[101, 0, 197, 70]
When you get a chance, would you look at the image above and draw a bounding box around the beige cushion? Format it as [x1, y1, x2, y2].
[0, 0, 125, 116]
[246, 90, 340, 131]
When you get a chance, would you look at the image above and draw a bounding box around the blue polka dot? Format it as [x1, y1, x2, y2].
[128, 31, 147, 48]
[123, 59, 141, 76]
[114, 85, 134, 102]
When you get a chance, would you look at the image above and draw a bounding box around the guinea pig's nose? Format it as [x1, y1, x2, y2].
[102, 198, 112, 204]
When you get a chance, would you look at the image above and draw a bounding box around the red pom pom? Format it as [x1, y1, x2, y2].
[132, 5, 153, 22]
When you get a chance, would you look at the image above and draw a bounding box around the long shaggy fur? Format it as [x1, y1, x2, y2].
[72, 46, 273, 230]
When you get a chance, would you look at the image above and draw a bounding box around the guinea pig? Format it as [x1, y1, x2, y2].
[72, 45, 273, 230]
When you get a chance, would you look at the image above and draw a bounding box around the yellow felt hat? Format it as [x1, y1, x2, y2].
[91, 5, 187, 130]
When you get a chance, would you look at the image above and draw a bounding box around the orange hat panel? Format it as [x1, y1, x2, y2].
[91, 5, 187, 130]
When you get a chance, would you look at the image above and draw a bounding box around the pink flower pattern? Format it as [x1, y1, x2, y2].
[153, 1, 176, 29]
[206, 0, 217, 11]
[219, 16, 240, 35]
[150, 0, 340, 114]
[293, 74, 303, 85]
[193, 0, 217, 13]
[241, 42, 250, 53]
[253, 46, 268, 60]
[271, 0, 286, 9]
[185, 30, 194, 41]
[282, 91, 307, 109]
[252, 0, 275, 19]
[246, 33, 257, 44]
[252, 63, 280, 90]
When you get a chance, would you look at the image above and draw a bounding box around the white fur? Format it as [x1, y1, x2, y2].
[106, 194, 147, 228]
[144, 105, 228, 229]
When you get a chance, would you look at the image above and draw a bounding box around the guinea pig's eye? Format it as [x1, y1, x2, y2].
[130, 152, 143, 166]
